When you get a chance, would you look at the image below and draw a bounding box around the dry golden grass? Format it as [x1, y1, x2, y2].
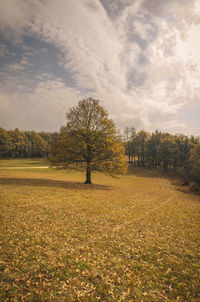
[0, 160, 199, 301]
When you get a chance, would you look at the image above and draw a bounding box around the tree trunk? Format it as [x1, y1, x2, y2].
[134, 153, 136, 167]
[137, 153, 140, 166]
[85, 164, 92, 184]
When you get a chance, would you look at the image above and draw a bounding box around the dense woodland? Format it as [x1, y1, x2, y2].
[124, 127, 200, 186]
[0, 126, 200, 186]
[0, 127, 58, 158]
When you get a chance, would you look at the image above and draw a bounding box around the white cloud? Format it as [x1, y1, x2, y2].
[176, 24, 200, 63]
[0, 0, 200, 134]
[132, 20, 153, 41]
[20, 56, 32, 66]
[0, 78, 80, 131]
[6, 63, 26, 71]
[0, 0, 31, 42]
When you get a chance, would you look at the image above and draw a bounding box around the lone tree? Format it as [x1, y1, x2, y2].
[51, 98, 127, 184]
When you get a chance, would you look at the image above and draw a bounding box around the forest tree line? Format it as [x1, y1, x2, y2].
[124, 127, 200, 185]
[0, 126, 200, 185]
[0, 127, 58, 158]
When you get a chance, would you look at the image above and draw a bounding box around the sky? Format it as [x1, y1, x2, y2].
[0, 0, 200, 135]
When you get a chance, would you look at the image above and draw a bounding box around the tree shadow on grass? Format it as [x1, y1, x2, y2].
[0, 177, 111, 191]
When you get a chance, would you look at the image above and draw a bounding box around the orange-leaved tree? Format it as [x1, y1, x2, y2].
[50, 98, 127, 184]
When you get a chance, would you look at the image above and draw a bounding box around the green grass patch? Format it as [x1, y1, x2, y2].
[0, 158, 49, 167]
[0, 159, 199, 301]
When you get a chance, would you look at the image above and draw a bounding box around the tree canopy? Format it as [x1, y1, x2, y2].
[0, 128, 52, 158]
[50, 98, 127, 184]
[1, 110, 200, 188]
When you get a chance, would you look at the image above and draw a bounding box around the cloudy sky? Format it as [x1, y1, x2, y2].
[0, 0, 200, 135]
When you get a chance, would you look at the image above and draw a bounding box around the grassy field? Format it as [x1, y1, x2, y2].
[0, 159, 199, 301]
[0, 158, 49, 168]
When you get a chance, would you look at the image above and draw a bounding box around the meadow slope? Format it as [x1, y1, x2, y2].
[0, 159, 199, 301]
